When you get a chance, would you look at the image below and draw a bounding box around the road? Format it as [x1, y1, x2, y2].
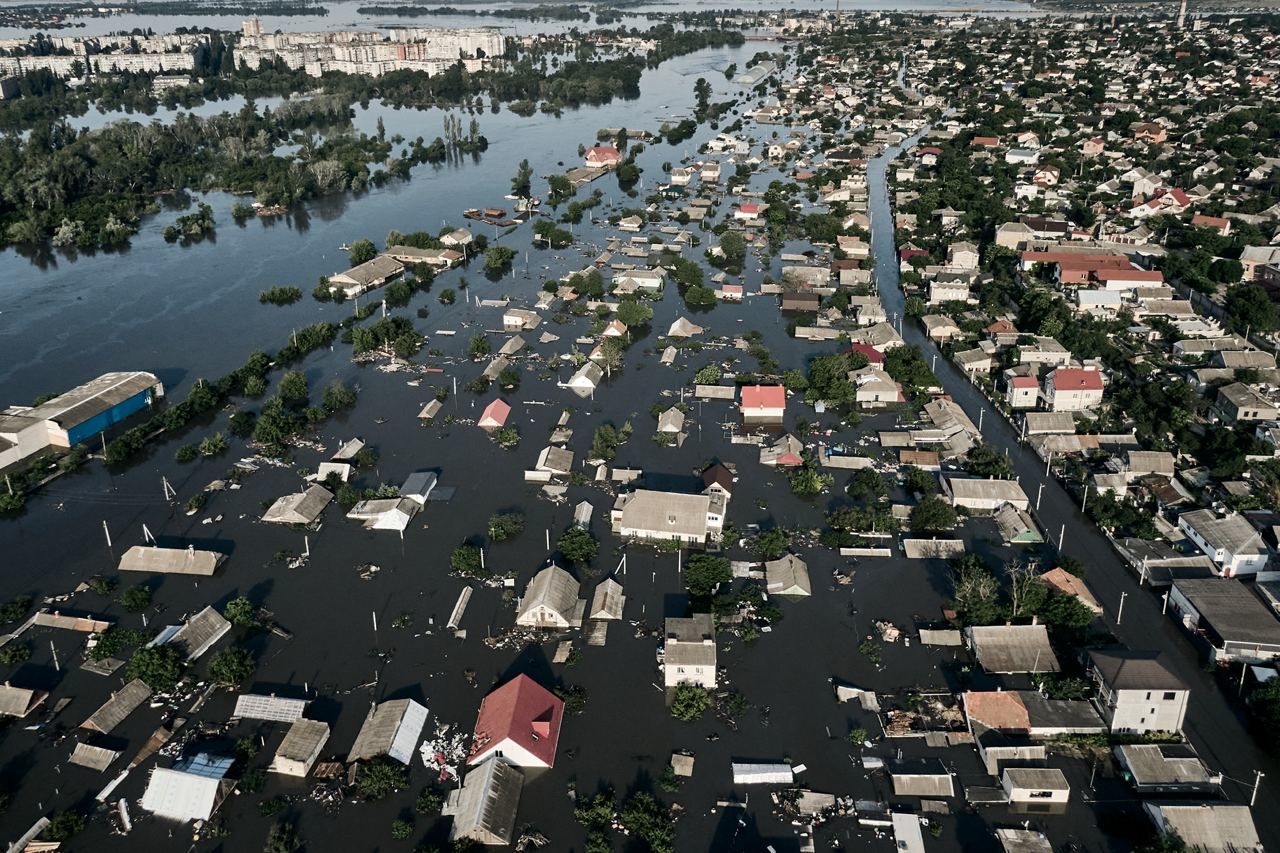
[865, 134, 1280, 844]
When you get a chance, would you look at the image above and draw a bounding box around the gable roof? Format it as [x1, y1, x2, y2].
[468, 674, 564, 768]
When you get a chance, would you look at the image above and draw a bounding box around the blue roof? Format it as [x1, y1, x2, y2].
[173, 752, 234, 779]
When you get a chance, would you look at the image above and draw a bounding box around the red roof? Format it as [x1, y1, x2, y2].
[468, 674, 564, 768]
[1011, 376, 1039, 388]
[847, 342, 885, 364]
[1050, 368, 1104, 391]
[1095, 269, 1163, 282]
[1151, 187, 1191, 206]
[741, 385, 786, 411]
[739, 203, 762, 214]
[586, 145, 621, 163]
[478, 398, 511, 428]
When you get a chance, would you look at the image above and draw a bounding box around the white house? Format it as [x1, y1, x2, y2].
[1087, 650, 1189, 734]
[1177, 509, 1269, 577]
[515, 564, 585, 629]
[1043, 368, 1104, 412]
[663, 613, 717, 689]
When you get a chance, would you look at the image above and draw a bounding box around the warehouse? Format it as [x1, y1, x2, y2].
[0, 371, 163, 469]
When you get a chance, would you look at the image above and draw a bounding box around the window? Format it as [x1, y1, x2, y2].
[1029, 791, 1053, 799]
[1163, 692, 1177, 701]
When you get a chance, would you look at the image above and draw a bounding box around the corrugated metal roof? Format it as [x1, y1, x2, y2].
[167, 606, 231, 661]
[118, 545, 225, 576]
[81, 678, 151, 733]
[233, 693, 308, 723]
[25, 372, 159, 428]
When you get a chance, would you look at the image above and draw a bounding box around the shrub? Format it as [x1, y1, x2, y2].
[671, 684, 709, 721]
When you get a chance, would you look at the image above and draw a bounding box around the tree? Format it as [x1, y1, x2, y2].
[356, 757, 409, 800]
[264, 821, 302, 853]
[209, 646, 255, 687]
[755, 528, 790, 560]
[685, 554, 730, 597]
[511, 158, 533, 199]
[615, 300, 653, 327]
[695, 365, 722, 384]
[487, 511, 526, 541]
[847, 727, 869, 748]
[40, 812, 85, 842]
[903, 465, 939, 495]
[1224, 281, 1279, 334]
[277, 371, 309, 406]
[904, 295, 925, 317]
[718, 230, 747, 268]
[467, 333, 492, 358]
[591, 424, 618, 461]
[963, 444, 1015, 479]
[557, 527, 598, 567]
[847, 468, 889, 501]
[950, 554, 1002, 626]
[322, 380, 357, 412]
[451, 544, 487, 577]
[127, 644, 183, 692]
[484, 245, 515, 271]
[223, 595, 258, 627]
[348, 238, 377, 266]
[909, 495, 957, 533]
[671, 684, 710, 722]
[118, 584, 152, 612]
[789, 463, 833, 497]
[416, 786, 445, 815]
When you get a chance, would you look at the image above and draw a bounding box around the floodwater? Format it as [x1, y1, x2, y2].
[0, 0, 1041, 40]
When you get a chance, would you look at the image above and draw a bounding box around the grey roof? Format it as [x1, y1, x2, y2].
[262, 485, 333, 525]
[589, 578, 625, 620]
[1172, 579, 1280, 645]
[1018, 692, 1105, 731]
[82, 678, 152, 733]
[996, 828, 1053, 853]
[447, 757, 523, 846]
[516, 565, 583, 627]
[1023, 412, 1076, 435]
[1179, 509, 1266, 556]
[233, 694, 308, 722]
[536, 445, 574, 473]
[1088, 650, 1186, 691]
[1116, 744, 1212, 787]
[1148, 802, 1261, 852]
[167, 606, 231, 661]
[347, 698, 428, 763]
[889, 758, 955, 797]
[657, 407, 686, 433]
[945, 477, 1030, 505]
[69, 742, 121, 771]
[614, 489, 712, 540]
[118, 545, 225, 576]
[24, 371, 160, 429]
[967, 625, 1059, 673]
[0, 684, 46, 717]
[274, 719, 330, 765]
[765, 554, 812, 596]
[1003, 767, 1069, 790]
[332, 254, 403, 287]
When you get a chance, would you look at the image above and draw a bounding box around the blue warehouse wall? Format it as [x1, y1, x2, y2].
[66, 389, 153, 446]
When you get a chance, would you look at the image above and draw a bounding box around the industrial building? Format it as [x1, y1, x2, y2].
[0, 372, 163, 470]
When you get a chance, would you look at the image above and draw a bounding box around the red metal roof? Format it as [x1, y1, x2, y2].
[586, 145, 621, 163]
[478, 398, 511, 427]
[1050, 368, 1104, 391]
[741, 385, 786, 411]
[1011, 376, 1039, 388]
[847, 343, 885, 364]
[467, 674, 564, 768]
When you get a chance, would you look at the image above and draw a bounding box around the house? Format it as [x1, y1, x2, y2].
[1132, 122, 1168, 144]
[1081, 137, 1105, 157]
[346, 497, 418, 533]
[929, 279, 970, 304]
[612, 269, 664, 294]
[997, 829, 1053, 853]
[502, 308, 541, 331]
[1087, 650, 1189, 734]
[1216, 383, 1278, 423]
[564, 362, 604, 398]
[1043, 368, 1104, 412]
[585, 145, 622, 168]
[0, 683, 47, 718]
[966, 624, 1059, 673]
[663, 613, 717, 688]
[270, 720, 329, 778]
[118, 545, 225, 577]
[161, 605, 231, 661]
[347, 699, 429, 764]
[921, 315, 962, 342]
[328, 255, 404, 298]
[1039, 567, 1103, 614]
[667, 317, 703, 338]
[612, 488, 725, 545]
[657, 407, 685, 434]
[942, 477, 1030, 512]
[1002, 767, 1069, 804]
[1168, 579, 1280, 664]
[718, 282, 744, 301]
[81, 679, 152, 734]
[1006, 376, 1039, 409]
[1177, 509, 1268, 577]
[963, 690, 1104, 737]
[467, 674, 564, 768]
[889, 758, 954, 797]
[765, 554, 811, 596]
[233, 694, 308, 723]
[781, 290, 821, 312]
[1142, 803, 1261, 853]
[994, 503, 1043, 544]
[1191, 213, 1231, 236]
[702, 462, 734, 498]
[535, 445, 574, 475]
[439, 228, 474, 248]
[262, 485, 333, 525]
[669, 166, 696, 186]
[589, 578, 625, 620]
[759, 433, 805, 467]
[700, 161, 721, 182]
[1114, 744, 1217, 795]
[400, 471, 437, 507]
[478, 398, 511, 430]
[740, 385, 786, 423]
[444, 758, 523, 846]
[734, 202, 767, 221]
[515, 565, 585, 629]
[602, 319, 628, 337]
[141, 753, 235, 823]
[947, 241, 980, 270]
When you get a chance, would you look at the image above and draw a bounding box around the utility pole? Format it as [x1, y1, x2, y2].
[1058, 524, 1065, 551]
[1036, 482, 1045, 512]
[1252, 771, 1265, 807]
[1117, 591, 1128, 625]
[1162, 590, 1169, 615]
[1081, 484, 1090, 512]
[1045, 451, 1053, 477]
[103, 520, 112, 548]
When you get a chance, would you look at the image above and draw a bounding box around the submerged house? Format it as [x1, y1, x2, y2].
[467, 674, 565, 769]
[515, 565, 585, 629]
[141, 753, 236, 823]
[261, 485, 333, 525]
[612, 489, 725, 546]
[445, 757, 524, 846]
[347, 698, 429, 764]
[663, 613, 717, 689]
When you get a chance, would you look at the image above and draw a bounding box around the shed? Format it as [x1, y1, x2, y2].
[141, 753, 235, 822]
[262, 485, 333, 525]
[1002, 767, 1069, 803]
[891, 813, 926, 853]
[966, 625, 1059, 673]
[118, 545, 225, 576]
[444, 757, 523, 846]
[401, 471, 438, 507]
[996, 828, 1053, 853]
[69, 742, 121, 772]
[1143, 802, 1261, 852]
[0, 683, 47, 718]
[271, 719, 330, 778]
[418, 399, 444, 421]
[347, 698, 428, 764]
[81, 678, 152, 733]
[889, 758, 954, 797]
[573, 500, 593, 528]
[765, 554, 812, 597]
[731, 762, 795, 784]
[1114, 744, 1216, 794]
[233, 694, 308, 723]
